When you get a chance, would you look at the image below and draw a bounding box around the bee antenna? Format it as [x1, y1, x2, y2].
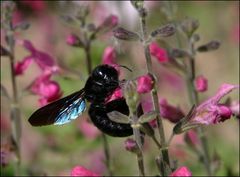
[118, 65, 132, 72]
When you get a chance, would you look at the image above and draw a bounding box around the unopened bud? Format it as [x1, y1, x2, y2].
[197, 40, 220, 52]
[194, 75, 208, 92]
[130, 0, 144, 11]
[151, 24, 175, 38]
[66, 34, 83, 47]
[124, 138, 140, 154]
[123, 81, 139, 111]
[137, 74, 154, 94]
[181, 17, 199, 37]
[113, 27, 139, 41]
[170, 48, 188, 58]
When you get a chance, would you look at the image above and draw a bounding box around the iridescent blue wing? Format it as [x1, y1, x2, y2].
[28, 90, 86, 126]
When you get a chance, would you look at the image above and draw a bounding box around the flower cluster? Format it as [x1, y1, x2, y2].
[14, 40, 62, 106]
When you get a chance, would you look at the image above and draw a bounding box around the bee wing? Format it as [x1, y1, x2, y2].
[28, 90, 86, 126]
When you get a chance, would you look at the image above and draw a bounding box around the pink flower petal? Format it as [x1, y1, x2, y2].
[102, 46, 116, 65]
[149, 42, 169, 63]
[137, 74, 154, 93]
[190, 84, 239, 125]
[71, 166, 100, 177]
[159, 98, 185, 123]
[14, 56, 33, 75]
[170, 166, 192, 177]
[79, 119, 101, 139]
[198, 84, 239, 111]
[20, 1, 46, 11]
[19, 39, 57, 72]
[184, 129, 200, 148]
[106, 87, 123, 103]
[194, 75, 208, 92]
[66, 34, 80, 46]
[33, 51, 56, 71]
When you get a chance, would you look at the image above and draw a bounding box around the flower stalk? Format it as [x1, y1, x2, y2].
[185, 38, 212, 176]
[138, 7, 170, 176]
[82, 29, 113, 176]
[2, 3, 22, 175]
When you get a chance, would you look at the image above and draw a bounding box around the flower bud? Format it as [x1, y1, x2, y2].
[194, 75, 208, 92]
[151, 24, 175, 38]
[181, 17, 199, 38]
[170, 48, 188, 58]
[170, 166, 192, 177]
[197, 40, 221, 52]
[130, 0, 144, 11]
[124, 138, 139, 154]
[66, 34, 83, 47]
[113, 27, 139, 41]
[102, 14, 118, 29]
[71, 166, 100, 177]
[137, 74, 154, 93]
[123, 81, 139, 111]
[149, 42, 169, 63]
[184, 129, 199, 149]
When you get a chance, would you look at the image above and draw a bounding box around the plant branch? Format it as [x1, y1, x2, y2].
[82, 32, 112, 176]
[139, 8, 170, 176]
[185, 39, 212, 176]
[8, 32, 22, 176]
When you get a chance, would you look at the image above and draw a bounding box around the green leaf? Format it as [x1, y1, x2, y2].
[138, 111, 158, 124]
[107, 111, 130, 124]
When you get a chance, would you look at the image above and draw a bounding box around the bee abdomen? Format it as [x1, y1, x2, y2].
[89, 98, 133, 137]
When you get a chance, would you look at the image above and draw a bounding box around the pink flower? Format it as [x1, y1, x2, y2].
[30, 72, 62, 106]
[66, 34, 81, 46]
[71, 166, 100, 177]
[194, 75, 208, 92]
[160, 98, 185, 123]
[170, 166, 192, 177]
[15, 39, 58, 75]
[184, 129, 200, 148]
[78, 119, 101, 139]
[88, 150, 106, 175]
[124, 138, 138, 153]
[230, 24, 239, 44]
[137, 74, 154, 93]
[102, 46, 116, 65]
[230, 100, 239, 118]
[14, 56, 32, 75]
[20, 1, 46, 11]
[149, 42, 169, 63]
[106, 87, 123, 103]
[102, 14, 118, 28]
[189, 84, 239, 125]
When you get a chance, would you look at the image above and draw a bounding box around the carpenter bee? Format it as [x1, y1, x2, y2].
[28, 64, 134, 137]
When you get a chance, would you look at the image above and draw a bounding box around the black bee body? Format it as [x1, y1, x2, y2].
[84, 65, 119, 103]
[28, 64, 134, 137]
[89, 98, 133, 137]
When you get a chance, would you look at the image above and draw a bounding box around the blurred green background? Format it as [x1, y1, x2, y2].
[1, 1, 239, 176]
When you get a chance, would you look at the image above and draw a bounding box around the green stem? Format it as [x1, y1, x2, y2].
[139, 9, 170, 176]
[137, 152, 145, 177]
[102, 134, 113, 176]
[8, 34, 21, 176]
[83, 36, 112, 176]
[185, 54, 212, 176]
